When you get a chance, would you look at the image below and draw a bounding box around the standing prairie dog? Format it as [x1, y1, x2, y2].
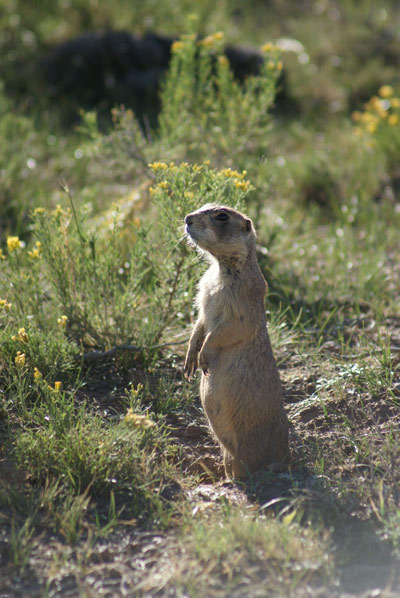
[184, 204, 289, 479]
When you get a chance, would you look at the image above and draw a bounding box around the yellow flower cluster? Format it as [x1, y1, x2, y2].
[260, 42, 282, 72]
[171, 34, 196, 53]
[379, 85, 394, 98]
[28, 241, 41, 259]
[261, 42, 275, 52]
[235, 180, 251, 191]
[0, 299, 12, 311]
[171, 40, 184, 52]
[15, 351, 26, 368]
[33, 367, 61, 392]
[267, 59, 283, 71]
[218, 168, 252, 192]
[124, 409, 155, 429]
[7, 236, 22, 252]
[219, 167, 247, 179]
[149, 161, 168, 171]
[53, 204, 65, 217]
[353, 85, 400, 134]
[200, 32, 224, 47]
[0, 248, 5, 260]
[57, 315, 68, 329]
[12, 328, 29, 343]
[48, 381, 62, 392]
[171, 40, 185, 52]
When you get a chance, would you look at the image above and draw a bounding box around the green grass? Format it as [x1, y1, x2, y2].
[1, 1, 400, 596]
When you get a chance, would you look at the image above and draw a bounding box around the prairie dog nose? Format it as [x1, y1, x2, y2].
[185, 215, 194, 226]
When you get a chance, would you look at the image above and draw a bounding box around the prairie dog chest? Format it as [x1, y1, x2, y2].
[197, 264, 239, 330]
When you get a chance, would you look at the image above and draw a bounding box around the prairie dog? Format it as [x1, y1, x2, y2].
[184, 204, 289, 479]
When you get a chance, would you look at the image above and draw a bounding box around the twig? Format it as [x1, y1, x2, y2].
[80, 339, 188, 362]
[60, 179, 87, 245]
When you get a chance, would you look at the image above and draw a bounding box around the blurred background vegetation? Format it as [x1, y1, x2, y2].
[1, 0, 399, 236]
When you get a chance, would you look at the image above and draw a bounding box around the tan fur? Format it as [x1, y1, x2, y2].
[184, 204, 289, 479]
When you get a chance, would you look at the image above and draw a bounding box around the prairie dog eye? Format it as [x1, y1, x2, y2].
[215, 212, 229, 222]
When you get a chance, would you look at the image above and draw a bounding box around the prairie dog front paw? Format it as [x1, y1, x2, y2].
[184, 348, 198, 380]
[198, 348, 211, 375]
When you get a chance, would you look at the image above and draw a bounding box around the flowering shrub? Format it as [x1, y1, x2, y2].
[159, 32, 280, 170]
[1, 161, 253, 356]
[353, 85, 400, 170]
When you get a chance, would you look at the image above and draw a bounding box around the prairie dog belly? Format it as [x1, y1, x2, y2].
[200, 335, 282, 432]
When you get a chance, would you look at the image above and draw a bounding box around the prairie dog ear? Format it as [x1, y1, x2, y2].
[245, 218, 252, 232]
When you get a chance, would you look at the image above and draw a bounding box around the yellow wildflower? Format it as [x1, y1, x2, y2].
[33, 367, 42, 381]
[366, 121, 377, 134]
[261, 43, 274, 52]
[235, 180, 251, 191]
[213, 32, 224, 41]
[276, 61, 283, 71]
[388, 114, 399, 125]
[7, 236, 22, 252]
[28, 247, 40, 259]
[379, 85, 394, 98]
[149, 161, 168, 171]
[125, 409, 155, 429]
[53, 204, 64, 217]
[369, 96, 387, 117]
[360, 112, 375, 123]
[158, 181, 169, 190]
[12, 328, 29, 343]
[57, 315, 68, 329]
[171, 40, 184, 52]
[33, 207, 45, 215]
[220, 168, 241, 179]
[0, 248, 5, 260]
[391, 98, 400, 108]
[218, 55, 229, 66]
[203, 160, 210, 166]
[54, 381, 62, 392]
[15, 351, 26, 368]
[200, 35, 215, 47]
[0, 299, 12, 311]
[184, 191, 194, 199]
[267, 60, 276, 70]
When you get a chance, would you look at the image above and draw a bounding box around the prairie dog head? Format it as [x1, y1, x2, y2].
[184, 204, 256, 262]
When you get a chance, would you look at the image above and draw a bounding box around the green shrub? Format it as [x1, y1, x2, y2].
[0, 162, 253, 357]
[158, 33, 280, 171]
